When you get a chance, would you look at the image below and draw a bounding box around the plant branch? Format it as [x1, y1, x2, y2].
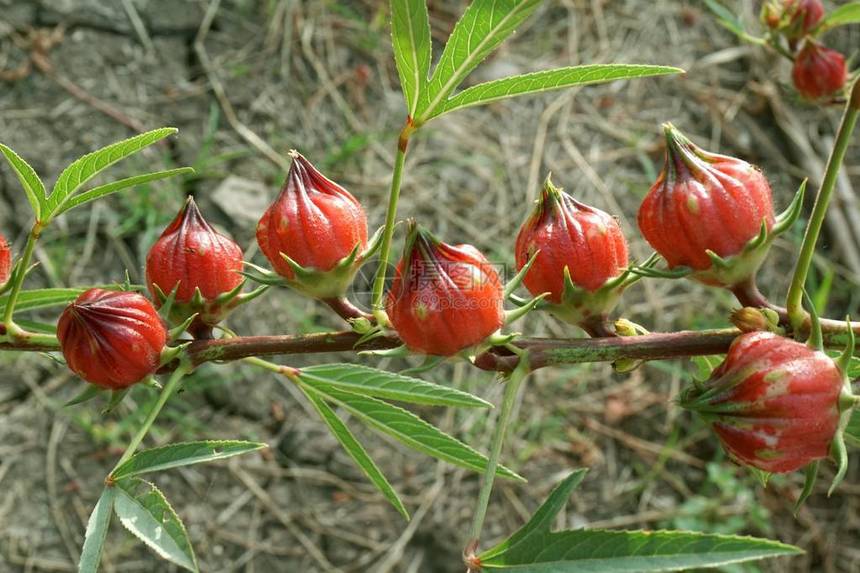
[2, 222, 43, 335]
[786, 78, 860, 333]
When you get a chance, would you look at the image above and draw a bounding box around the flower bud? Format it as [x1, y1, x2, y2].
[256, 151, 368, 298]
[146, 197, 244, 334]
[0, 233, 10, 288]
[386, 223, 504, 356]
[515, 176, 628, 301]
[785, 0, 825, 39]
[638, 123, 776, 287]
[730, 307, 770, 333]
[792, 41, 847, 101]
[680, 332, 842, 473]
[57, 289, 167, 389]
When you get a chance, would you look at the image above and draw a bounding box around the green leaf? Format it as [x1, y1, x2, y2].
[65, 384, 105, 408]
[46, 127, 178, 218]
[818, 2, 860, 32]
[479, 530, 803, 571]
[299, 363, 492, 408]
[418, 0, 542, 121]
[305, 382, 523, 481]
[701, 0, 764, 43]
[0, 288, 86, 316]
[478, 470, 802, 571]
[54, 167, 194, 217]
[432, 64, 683, 118]
[78, 487, 115, 573]
[301, 385, 409, 519]
[114, 480, 198, 572]
[390, 0, 431, 115]
[847, 409, 860, 447]
[480, 470, 589, 561]
[0, 143, 45, 219]
[111, 440, 267, 481]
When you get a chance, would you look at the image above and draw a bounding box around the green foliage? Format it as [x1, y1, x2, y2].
[110, 440, 267, 481]
[390, 0, 431, 115]
[0, 143, 46, 220]
[818, 2, 860, 33]
[78, 487, 116, 573]
[478, 471, 801, 571]
[114, 480, 198, 572]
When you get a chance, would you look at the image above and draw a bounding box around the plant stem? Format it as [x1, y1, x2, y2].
[466, 354, 530, 552]
[110, 364, 190, 473]
[370, 120, 414, 321]
[2, 222, 43, 334]
[786, 78, 860, 334]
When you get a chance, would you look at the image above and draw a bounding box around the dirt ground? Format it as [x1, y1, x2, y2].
[1, 0, 859, 571]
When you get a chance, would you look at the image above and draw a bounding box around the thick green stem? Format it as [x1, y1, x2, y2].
[370, 121, 414, 322]
[786, 79, 860, 333]
[110, 364, 190, 474]
[466, 354, 530, 555]
[2, 222, 43, 334]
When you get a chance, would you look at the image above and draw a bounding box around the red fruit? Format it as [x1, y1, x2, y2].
[58, 289, 167, 389]
[386, 223, 504, 356]
[638, 123, 775, 286]
[0, 233, 10, 287]
[515, 176, 628, 303]
[146, 196, 244, 303]
[257, 151, 368, 280]
[792, 41, 847, 101]
[784, 0, 825, 38]
[681, 332, 842, 473]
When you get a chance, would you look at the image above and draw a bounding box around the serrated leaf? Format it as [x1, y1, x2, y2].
[0, 143, 45, 219]
[78, 487, 115, 573]
[114, 480, 198, 572]
[46, 128, 177, 218]
[418, 0, 542, 121]
[54, 167, 194, 217]
[299, 363, 491, 408]
[301, 385, 409, 519]
[480, 470, 588, 561]
[479, 529, 803, 571]
[111, 440, 267, 481]
[306, 382, 522, 481]
[431, 64, 683, 118]
[818, 2, 860, 32]
[0, 288, 86, 316]
[391, 0, 431, 115]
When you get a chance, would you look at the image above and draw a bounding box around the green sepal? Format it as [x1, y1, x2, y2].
[399, 356, 445, 375]
[612, 318, 651, 373]
[168, 313, 199, 342]
[829, 430, 848, 496]
[504, 292, 549, 325]
[505, 249, 539, 299]
[836, 316, 856, 373]
[358, 344, 410, 358]
[102, 388, 130, 415]
[159, 343, 190, 368]
[539, 266, 629, 329]
[64, 384, 105, 407]
[152, 278, 259, 336]
[802, 290, 823, 350]
[748, 466, 772, 489]
[794, 461, 819, 512]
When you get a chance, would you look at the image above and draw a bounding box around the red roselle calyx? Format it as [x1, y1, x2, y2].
[515, 175, 631, 332]
[146, 197, 245, 337]
[256, 151, 371, 299]
[680, 331, 856, 484]
[0, 233, 10, 289]
[57, 289, 168, 389]
[792, 41, 847, 101]
[638, 123, 800, 289]
[761, 0, 824, 38]
[386, 223, 504, 356]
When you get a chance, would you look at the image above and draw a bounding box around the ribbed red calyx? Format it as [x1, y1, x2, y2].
[515, 177, 628, 303]
[386, 223, 504, 356]
[257, 151, 368, 279]
[0, 233, 10, 287]
[680, 331, 842, 473]
[637, 124, 775, 285]
[792, 41, 847, 101]
[146, 196, 244, 303]
[784, 0, 825, 38]
[57, 289, 168, 389]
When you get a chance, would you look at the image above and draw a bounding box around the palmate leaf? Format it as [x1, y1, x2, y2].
[299, 363, 492, 408]
[390, 0, 431, 115]
[301, 385, 409, 519]
[111, 440, 267, 481]
[304, 382, 523, 481]
[114, 480, 198, 572]
[417, 0, 542, 121]
[45, 127, 178, 219]
[78, 487, 116, 573]
[432, 64, 683, 118]
[0, 143, 46, 219]
[818, 2, 860, 33]
[478, 471, 802, 571]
